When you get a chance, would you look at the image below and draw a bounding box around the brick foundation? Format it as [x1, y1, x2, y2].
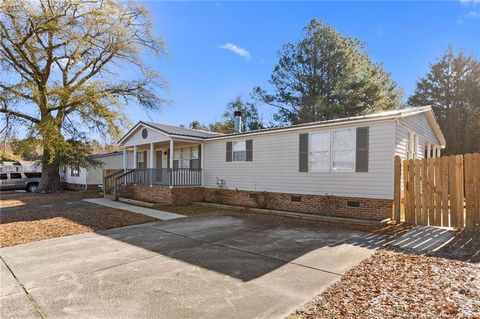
[204, 188, 392, 221]
[119, 184, 204, 205]
[117, 185, 392, 221]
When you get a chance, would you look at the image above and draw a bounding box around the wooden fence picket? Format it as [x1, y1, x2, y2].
[396, 153, 479, 230]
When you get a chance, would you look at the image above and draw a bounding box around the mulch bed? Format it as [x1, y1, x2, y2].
[0, 191, 157, 248]
[293, 250, 480, 319]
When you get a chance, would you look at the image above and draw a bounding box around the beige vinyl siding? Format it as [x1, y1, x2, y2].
[395, 113, 441, 160]
[87, 154, 124, 185]
[123, 126, 170, 147]
[203, 122, 396, 200]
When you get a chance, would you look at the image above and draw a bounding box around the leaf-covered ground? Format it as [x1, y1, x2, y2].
[292, 250, 480, 319]
[0, 191, 157, 247]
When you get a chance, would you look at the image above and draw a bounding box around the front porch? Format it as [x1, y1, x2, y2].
[104, 139, 204, 197]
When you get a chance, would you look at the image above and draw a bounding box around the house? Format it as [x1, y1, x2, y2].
[64, 151, 123, 190]
[0, 160, 41, 173]
[110, 106, 445, 221]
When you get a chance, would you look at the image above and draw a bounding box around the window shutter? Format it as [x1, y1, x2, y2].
[299, 133, 309, 172]
[246, 140, 253, 161]
[143, 151, 147, 169]
[226, 141, 232, 162]
[356, 127, 369, 172]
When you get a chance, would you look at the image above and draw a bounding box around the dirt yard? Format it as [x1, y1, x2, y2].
[0, 191, 157, 247]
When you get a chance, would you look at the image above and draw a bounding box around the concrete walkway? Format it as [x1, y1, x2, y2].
[84, 198, 184, 220]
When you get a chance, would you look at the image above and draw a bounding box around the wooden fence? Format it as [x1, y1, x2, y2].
[393, 153, 480, 230]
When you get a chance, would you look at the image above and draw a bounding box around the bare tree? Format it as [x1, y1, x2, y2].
[0, 0, 166, 192]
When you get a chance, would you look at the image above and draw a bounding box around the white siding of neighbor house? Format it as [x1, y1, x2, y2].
[203, 121, 397, 200]
[394, 113, 441, 160]
[122, 125, 170, 147]
[65, 167, 87, 186]
[87, 154, 124, 185]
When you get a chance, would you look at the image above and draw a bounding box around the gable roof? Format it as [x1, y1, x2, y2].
[118, 106, 446, 147]
[118, 121, 222, 144]
[144, 122, 222, 138]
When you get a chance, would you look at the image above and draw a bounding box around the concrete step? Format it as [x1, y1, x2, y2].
[118, 197, 155, 208]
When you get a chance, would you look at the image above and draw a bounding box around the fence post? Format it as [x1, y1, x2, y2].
[393, 156, 401, 222]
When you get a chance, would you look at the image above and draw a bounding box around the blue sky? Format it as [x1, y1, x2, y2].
[130, 1, 479, 128]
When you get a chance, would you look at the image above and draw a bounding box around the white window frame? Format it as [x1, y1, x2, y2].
[232, 140, 246, 162]
[407, 131, 419, 160]
[309, 131, 331, 172]
[137, 151, 145, 168]
[308, 128, 356, 173]
[331, 128, 356, 172]
[71, 165, 80, 177]
[174, 146, 199, 168]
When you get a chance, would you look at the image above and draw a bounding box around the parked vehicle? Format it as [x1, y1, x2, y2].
[0, 172, 42, 192]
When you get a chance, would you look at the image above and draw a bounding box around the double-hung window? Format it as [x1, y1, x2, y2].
[331, 129, 356, 172]
[174, 146, 200, 169]
[232, 141, 246, 161]
[309, 131, 331, 172]
[305, 127, 365, 173]
[137, 151, 146, 169]
[71, 165, 80, 177]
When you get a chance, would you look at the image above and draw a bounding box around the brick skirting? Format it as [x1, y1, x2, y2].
[203, 188, 392, 221]
[118, 185, 392, 221]
[119, 184, 204, 205]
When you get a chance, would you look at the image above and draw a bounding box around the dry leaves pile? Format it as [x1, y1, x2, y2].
[0, 191, 157, 247]
[296, 250, 480, 319]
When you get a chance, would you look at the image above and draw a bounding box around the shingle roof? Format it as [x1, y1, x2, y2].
[144, 122, 223, 138]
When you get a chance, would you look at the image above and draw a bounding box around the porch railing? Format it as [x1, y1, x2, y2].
[131, 168, 202, 187]
[110, 168, 202, 198]
[104, 169, 130, 194]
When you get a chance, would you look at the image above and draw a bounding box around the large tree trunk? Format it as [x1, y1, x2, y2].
[38, 160, 62, 193]
[38, 147, 63, 193]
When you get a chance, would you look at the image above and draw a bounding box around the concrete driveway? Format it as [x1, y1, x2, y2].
[1, 214, 379, 319]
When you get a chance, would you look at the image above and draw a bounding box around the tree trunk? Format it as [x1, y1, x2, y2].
[38, 153, 63, 193]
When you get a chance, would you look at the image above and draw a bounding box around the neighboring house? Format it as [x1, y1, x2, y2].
[0, 160, 41, 173]
[112, 106, 445, 221]
[64, 152, 123, 190]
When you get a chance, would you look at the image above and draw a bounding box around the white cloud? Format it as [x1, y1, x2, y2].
[460, 0, 480, 5]
[218, 43, 251, 60]
[466, 10, 480, 18]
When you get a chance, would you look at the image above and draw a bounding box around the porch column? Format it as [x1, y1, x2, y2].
[133, 145, 137, 169]
[149, 143, 154, 186]
[123, 147, 127, 172]
[200, 143, 204, 186]
[426, 143, 431, 158]
[436, 147, 441, 158]
[169, 138, 174, 187]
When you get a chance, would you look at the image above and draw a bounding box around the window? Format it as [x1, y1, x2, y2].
[309, 131, 331, 172]
[10, 173, 22, 179]
[406, 132, 419, 160]
[331, 129, 355, 172]
[233, 141, 246, 161]
[137, 151, 146, 169]
[25, 172, 41, 178]
[0, 174, 7, 180]
[174, 146, 199, 169]
[71, 165, 80, 177]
